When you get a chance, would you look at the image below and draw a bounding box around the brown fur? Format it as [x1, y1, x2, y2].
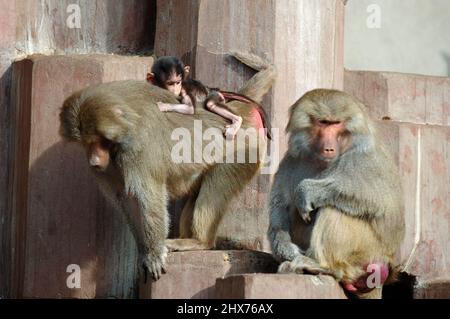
[268, 89, 405, 298]
[60, 52, 276, 281]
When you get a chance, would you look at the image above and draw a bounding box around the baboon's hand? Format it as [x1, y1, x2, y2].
[298, 179, 318, 211]
[273, 241, 302, 262]
[139, 246, 168, 282]
[300, 210, 312, 224]
[296, 179, 319, 223]
[157, 102, 170, 112]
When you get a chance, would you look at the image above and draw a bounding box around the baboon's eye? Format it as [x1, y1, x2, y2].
[101, 138, 113, 149]
[318, 120, 341, 125]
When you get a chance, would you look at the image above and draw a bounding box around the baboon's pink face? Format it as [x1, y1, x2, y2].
[164, 73, 183, 97]
[83, 137, 111, 171]
[311, 119, 351, 162]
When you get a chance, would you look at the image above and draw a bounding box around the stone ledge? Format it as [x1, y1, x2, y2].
[414, 278, 450, 299]
[215, 274, 347, 299]
[139, 250, 278, 299]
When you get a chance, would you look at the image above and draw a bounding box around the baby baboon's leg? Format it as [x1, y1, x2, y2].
[205, 99, 242, 140]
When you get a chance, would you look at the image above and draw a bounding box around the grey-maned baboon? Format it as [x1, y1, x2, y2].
[268, 89, 404, 298]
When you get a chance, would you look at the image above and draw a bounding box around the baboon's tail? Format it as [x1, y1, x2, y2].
[230, 51, 276, 104]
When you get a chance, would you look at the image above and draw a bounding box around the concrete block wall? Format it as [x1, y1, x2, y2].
[345, 71, 450, 125]
[346, 72, 450, 294]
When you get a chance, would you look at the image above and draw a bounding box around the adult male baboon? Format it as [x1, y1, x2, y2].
[60, 52, 275, 281]
[268, 89, 405, 298]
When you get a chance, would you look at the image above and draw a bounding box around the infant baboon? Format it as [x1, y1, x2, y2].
[148, 56, 243, 139]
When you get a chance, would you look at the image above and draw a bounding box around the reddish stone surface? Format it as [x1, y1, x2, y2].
[375, 121, 450, 283]
[345, 70, 450, 126]
[414, 278, 450, 299]
[139, 251, 278, 299]
[9, 55, 153, 298]
[11, 0, 154, 55]
[0, 0, 156, 298]
[215, 274, 347, 299]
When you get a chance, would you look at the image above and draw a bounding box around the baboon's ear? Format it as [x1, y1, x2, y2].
[147, 72, 156, 84]
[96, 105, 140, 148]
[111, 105, 140, 129]
[184, 66, 190, 77]
[112, 106, 124, 117]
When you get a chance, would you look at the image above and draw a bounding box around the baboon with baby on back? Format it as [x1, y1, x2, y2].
[60, 52, 275, 281]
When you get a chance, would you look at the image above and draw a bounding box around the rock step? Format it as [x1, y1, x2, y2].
[139, 250, 278, 299]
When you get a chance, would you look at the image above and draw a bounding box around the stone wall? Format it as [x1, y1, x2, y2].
[0, 0, 156, 298]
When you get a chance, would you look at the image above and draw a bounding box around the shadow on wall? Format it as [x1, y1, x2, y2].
[19, 142, 138, 298]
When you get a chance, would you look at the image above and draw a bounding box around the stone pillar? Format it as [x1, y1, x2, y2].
[10, 55, 153, 298]
[140, 251, 278, 298]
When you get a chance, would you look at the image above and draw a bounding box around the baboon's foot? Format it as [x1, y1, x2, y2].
[165, 238, 212, 252]
[278, 255, 334, 276]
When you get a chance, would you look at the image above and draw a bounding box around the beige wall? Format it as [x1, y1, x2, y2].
[345, 0, 450, 77]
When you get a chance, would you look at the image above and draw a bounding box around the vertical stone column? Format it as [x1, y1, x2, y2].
[9, 55, 154, 298]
